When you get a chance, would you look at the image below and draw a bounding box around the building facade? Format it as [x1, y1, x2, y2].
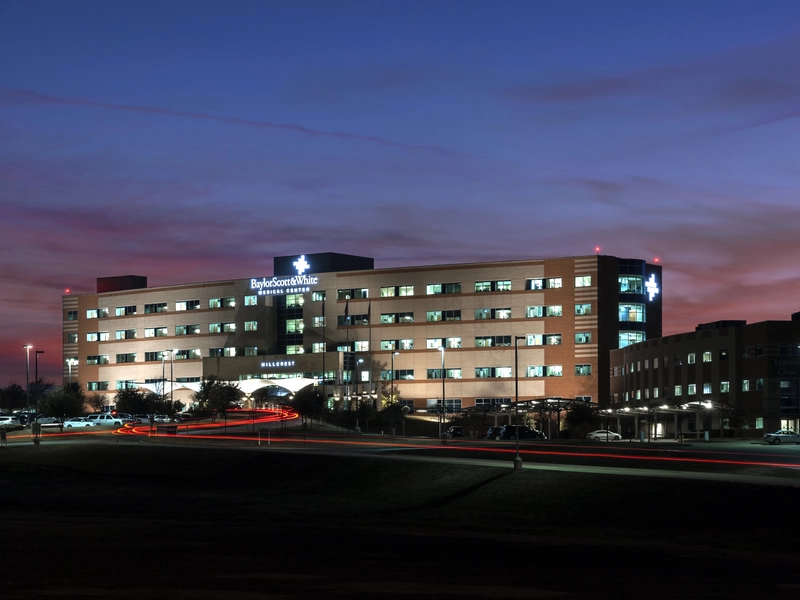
[62, 252, 662, 412]
[610, 316, 800, 437]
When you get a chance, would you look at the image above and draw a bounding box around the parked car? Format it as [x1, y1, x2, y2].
[153, 414, 170, 423]
[114, 412, 134, 423]
[763, 430, 800, 445]
[173, 413, 194, 422]
[485, 426, 504, 440]
[86, 413, 124, 426]
[445, 426, 464, 438]
[499, 425, 547, 440]
[0, 416, 23, 430]
[586, 430, 622, 441]
[64, 417, 94, 428]
[133, 414, 151, 424]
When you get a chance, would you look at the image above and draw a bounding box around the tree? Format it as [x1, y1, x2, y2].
[291, 385, 327, 429]
[38, 383, 87, 419]
[191, 376, 242, 417]
[565, 401, 598, 438]
[115, 388, 153, 415]
[729, 407, 750, 439]
[0, 383, 26, 412]
[29, 377, 55, 411]
[86, 393, 108, 413]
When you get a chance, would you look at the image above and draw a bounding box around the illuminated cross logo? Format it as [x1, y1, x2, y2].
[645, 274, 659, 301]
[293, 255, 310, 275]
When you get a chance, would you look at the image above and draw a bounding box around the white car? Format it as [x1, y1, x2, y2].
[586, 430, 622, 441]
[64, 417, 94, 428]
[86, 413, 124, 426]
[0, 416, 23, 430]
[763, 430, 800, 445]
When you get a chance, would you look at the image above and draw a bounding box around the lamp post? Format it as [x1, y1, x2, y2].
[170, 349, 176, 409]
[24, 345, 31, 413]
[355, 358, 364, 433]
[514, 336, 525, 471]
[66, 357, 78, 384]
[35, 350, 44, 415]
[438, 346, 445, 438]
[391, 351, 399, 403]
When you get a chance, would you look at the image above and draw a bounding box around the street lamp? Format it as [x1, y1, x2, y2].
[23, 345, 31, 413]
[35, 350, 44, 415]
[170, 349, 177, 408]
[514, 336, 525, 471]
[66, 357, 78, 384]
[391, 351, 399, 404]
[355, 358, 364, 432]
[438, 346, 445, 438]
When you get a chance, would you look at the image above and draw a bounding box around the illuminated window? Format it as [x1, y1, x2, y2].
[575, 303, 592, 315]
[703, 383, 712, 394]
[527, 306, 544, 318]
[427, 368, 462, 379]
[545, 334, 562, 345]
[115, 305, 136, 316]
[475, 280, 511, 292]
[175, 300, 199, 311]
[286, 294, 304, 308]
[674, 385, 682, 397]
[67, 333, 78, 343]
[245, 320, 258, 332]
[244, 295, 258, 306]
[222, 323, 235, 333]
[526, 277, 561, 289]
[619, 331, 644, 348]
[381, 340, 397, 351]
[427, 338, 444, 349]
[575, 276, 591, 287]
[354, 340, 370, 352]
[475, 308, 511, 320]
[312, 316, 326, 327]
[475, 336, 511, 347]
[144, 327, 167, 338]
[86, 355, 109, 365]
[688, 384, 696, 395]
[285, 345, 302, 354]
[688, 353, 696, 364]
[380, 286, 396, 297]
[720, 381, 730, 393]
[87, 381, 109, 391]
[245, 346, 258, 356]
[475, 367, 512, 378]
[399, 339, 414, 350]
[144, 303, 167, 314]
[312, 291, 326, 302]
[742, 380, 750, 391]
[575, 332, 591, 344]
[311, 343, 326, 353]
[619, 276, 643, 294]
[285, 319, 303, 333]
[223, 347, 237, 357]
[575, 364, 591, 376]
[619, 303, 645, 322]
[208, 323, 221, 334]
[546, 305, 562, 317]
[526, 334, 543, 346]
[86, 309, 98, 319]
[426, 282, 461, 295]
[545, 365, 562, 377]
[526, 366, 544, 377]
[702, 352, 712, 363]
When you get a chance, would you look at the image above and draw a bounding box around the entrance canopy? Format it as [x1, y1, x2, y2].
[134, 377, 319, 397]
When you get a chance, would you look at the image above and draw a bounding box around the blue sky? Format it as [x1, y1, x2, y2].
[2, 0, 800, 383]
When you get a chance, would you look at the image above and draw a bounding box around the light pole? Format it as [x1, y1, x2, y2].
[35, 350, 44, 415]
[66, 357, 78, 384]
[170, 349, 176, 409]
[438, 346, 445, 438]
[391, 351, 399, 403]
[24, 345, 31, 413]
[514, 336, 525, 471]
[391, 351, 400, 436]
[355, 358, 364, 433]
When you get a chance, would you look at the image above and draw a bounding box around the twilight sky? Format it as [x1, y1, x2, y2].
[2, 0, 800, 384]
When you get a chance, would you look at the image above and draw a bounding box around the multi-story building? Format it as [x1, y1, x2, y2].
[610, 316, 800, 438]
[62, 252, 662, 412]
